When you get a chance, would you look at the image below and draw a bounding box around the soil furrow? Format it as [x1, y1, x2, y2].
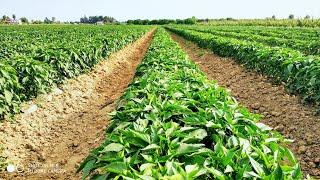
[169, 32, 320, 178]
[0, 29, 154, 180]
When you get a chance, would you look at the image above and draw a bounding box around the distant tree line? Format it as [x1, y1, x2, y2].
[0, 14, 29, 24]
[0, 14, 60, 24]
[80, 16, 117, 24]
[0, 14, 318, 26]
[203, 15, 320, 27]
[0, 14, 118, 24]
[127, 17, 197, 25]
[210, 14, 313, 21]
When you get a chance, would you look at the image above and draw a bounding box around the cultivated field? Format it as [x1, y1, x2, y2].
[0, 24, 319, 179]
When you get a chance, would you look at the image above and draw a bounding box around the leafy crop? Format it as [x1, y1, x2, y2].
[0, 62, 21, 118]
[192, 25, 320, 40]
[0, 25, 151, 119]
[167, 26, 320, 108]
[78, 28, 301, 179]
[184, 26, 320, 55]
[203, 19, 320, 28]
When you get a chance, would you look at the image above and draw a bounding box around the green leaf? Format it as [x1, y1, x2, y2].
[4, 90, 13, 103]
[206, 167, 225, 180]
[140, 163, 155, 172]
[249, 156, 264, 175]
[105, 162, 127, 174]
[91, 174, 109, 180]
[82, 159, 95, 179]
[129, 129, 151, 144]
[175, 143, 204, 156]
[185, 164, 198, 174]
[273, 164, 283, 179]
[182, 129, 207, 142]
[100, 143, 124, 153]
[243, 171, 261, 178]
[224, 165, 233, 173]
[265, 138, 280, 143]
[222, 150, 235, 166]
[141, 154, 154, 162]
[256, 123, 272, 131]
[292, 164, 302, 179]
[284, 148, 297, 164]
[142, 144, 160, 151]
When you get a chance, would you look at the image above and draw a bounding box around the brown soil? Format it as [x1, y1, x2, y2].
[170, 32, 320, 178]
[0, 30, 154, 180]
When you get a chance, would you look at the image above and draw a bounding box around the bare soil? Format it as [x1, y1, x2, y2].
[170, 32, 320, 178]
[0, 30, 154, 180]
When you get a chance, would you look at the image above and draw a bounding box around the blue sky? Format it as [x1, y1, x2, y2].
[1, 0, 320, 22]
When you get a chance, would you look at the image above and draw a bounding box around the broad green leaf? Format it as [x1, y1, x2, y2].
[105, 162, 127, 174]
[175, 143, 204, 156]
[100, 143, 124, 153]
[273, 164, 283, 179]
[142, 144, 160, 151]
[140, 163, 156, 172]
[182, 129, 207, 142]
[206, 167, 225, 180]
[185, 164, 198, 174]
[224, 165, 233, 173]
[249, 156, 264, 175]
[4, 90, 13, 103]
[82, 159, 95, 179]
[256, 123, 272, 131]
[243, 171, 261, 178]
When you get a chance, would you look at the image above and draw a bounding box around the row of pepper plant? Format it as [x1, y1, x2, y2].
[167, 26, 320, 109]
[184, 25, 320, 55]
[0, 25, 151, 119]
[79, 28, 301, 179]
[202, 25, 320, 40]
[204, 19, 320, 28]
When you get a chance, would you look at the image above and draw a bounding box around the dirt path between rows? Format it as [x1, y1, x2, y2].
[169, 32, 320, 178]
[0, 30, 154, 180]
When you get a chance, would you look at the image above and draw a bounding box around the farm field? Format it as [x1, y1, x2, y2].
[0, 25, 151, 119]
[167, 25, 320, 106]
[0, 23, 319, 180]
[168, 30, 320, 178]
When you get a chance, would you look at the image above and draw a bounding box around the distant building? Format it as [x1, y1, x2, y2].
[3, 20, 11, 24]
[3, 19, 22, 25]
[16, 20, 23, 25]
[96, 21, 104, 25]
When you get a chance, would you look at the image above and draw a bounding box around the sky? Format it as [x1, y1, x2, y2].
[1, 0, 320, 22]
